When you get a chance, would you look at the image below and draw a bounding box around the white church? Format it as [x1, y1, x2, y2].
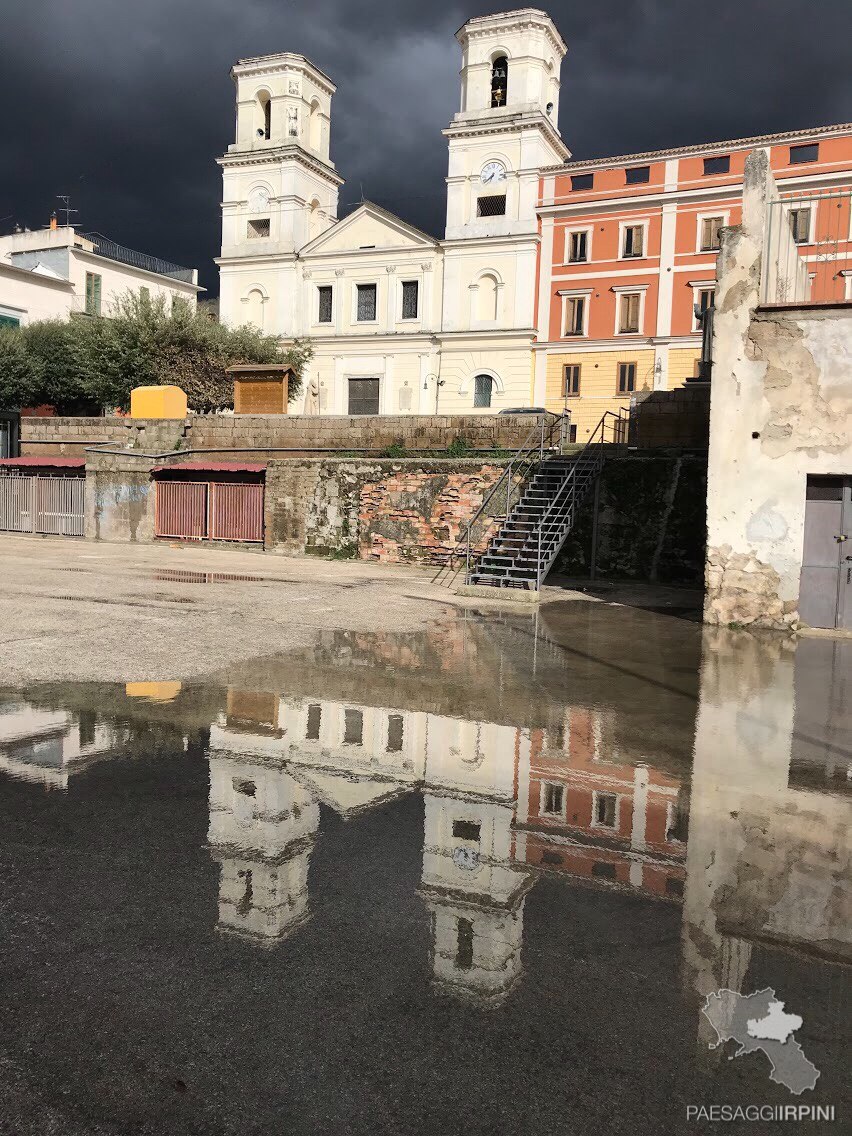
[216, 8, 568, 415]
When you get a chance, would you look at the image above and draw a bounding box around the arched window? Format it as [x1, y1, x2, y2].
[309, 99, 322, 151]
[476, 273, 498, 322]
[256, 92, 271, 140]
[491, 56, 508, 108]
[473, 374, 494, 409]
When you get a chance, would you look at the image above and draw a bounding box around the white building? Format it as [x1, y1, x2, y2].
[216, 8, 569, 415]
[0, 224, 201, 328]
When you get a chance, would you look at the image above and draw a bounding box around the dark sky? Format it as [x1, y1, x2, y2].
[2, 1, 850, 295]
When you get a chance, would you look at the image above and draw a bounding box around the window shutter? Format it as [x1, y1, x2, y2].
[634, 226, 643, 256]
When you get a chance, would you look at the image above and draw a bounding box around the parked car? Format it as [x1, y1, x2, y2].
[497, 407, 548, 415]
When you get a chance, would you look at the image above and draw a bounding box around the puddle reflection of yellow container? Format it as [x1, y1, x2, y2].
[129, 385, 188, 419]
[125, 681, 183, 703]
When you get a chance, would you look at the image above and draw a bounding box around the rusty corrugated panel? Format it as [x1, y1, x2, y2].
[210, 482, 264, 543]
[155, 481, 208, 540]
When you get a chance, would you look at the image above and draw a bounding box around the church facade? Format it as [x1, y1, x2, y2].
[216, 9, 568, 415]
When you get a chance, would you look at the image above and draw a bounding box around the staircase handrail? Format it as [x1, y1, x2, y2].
[432, 411, 567, 584]
[534, 408, 630, 588]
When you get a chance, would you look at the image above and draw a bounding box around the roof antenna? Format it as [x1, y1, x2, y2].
[56, 195, 78, 227]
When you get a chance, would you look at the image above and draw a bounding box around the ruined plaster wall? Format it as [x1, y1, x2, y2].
[264, 458, 506, 564]
[85, 452, 156, 543]
[705, 149, 852, 629]
[22, 413, 539, 460]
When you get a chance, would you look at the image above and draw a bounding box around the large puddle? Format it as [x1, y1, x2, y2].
[0, 606, 849, 1134]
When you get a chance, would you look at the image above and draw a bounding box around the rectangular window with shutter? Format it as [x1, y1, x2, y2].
[618, 293, 641, 334]
[700, 216, 724, 251]
[789, 208, 811, 244]
[564, 295, 585, 336]
[622, 225, 644, 257]
[356, 283, 377, 321]
[617, 362, 636, 394]
[563, 365, 580, 397]
[401, 280, 418, 319]
[85, 272, 102, 316]
[567, 230, 588, 262]
[317, 285, 332, 323]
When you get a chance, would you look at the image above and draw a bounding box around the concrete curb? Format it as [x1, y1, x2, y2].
[455, 584, 541, 604]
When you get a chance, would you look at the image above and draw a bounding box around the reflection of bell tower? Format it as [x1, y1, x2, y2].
[208, 753, 320, 946]
[420, 792, 533, 1004]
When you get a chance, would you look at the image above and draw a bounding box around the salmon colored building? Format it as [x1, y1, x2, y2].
[513, 706, 688, 900]
[534, 122, 852, 438]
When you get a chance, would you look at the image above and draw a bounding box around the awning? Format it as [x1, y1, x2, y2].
[0, 456, 86, 469]
[150, 461, 267, 474]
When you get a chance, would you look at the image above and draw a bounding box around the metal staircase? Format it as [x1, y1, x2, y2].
[449, 409, 629, 592]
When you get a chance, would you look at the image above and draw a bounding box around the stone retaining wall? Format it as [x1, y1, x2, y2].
[21, 413, 540, 459]
[264, 458, 507, 565]
[631, 385, 710, 449]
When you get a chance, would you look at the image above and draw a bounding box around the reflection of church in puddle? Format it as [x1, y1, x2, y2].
[206, 684, 689, 1001]
[0, 698, 131, 790]
[207, 632, 850, 1017]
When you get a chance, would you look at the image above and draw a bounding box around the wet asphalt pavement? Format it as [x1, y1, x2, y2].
[0, 604, 849, 1134]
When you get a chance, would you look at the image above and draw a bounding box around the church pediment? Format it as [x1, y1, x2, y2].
[300, 202, 439, 257]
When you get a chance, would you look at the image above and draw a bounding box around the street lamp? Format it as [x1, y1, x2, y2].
[423, 372, 445, 414]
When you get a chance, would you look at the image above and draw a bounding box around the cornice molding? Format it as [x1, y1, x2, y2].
[544, 121, 852, 175]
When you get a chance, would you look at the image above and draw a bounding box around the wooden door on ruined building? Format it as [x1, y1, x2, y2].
[799, 476, 852, 630]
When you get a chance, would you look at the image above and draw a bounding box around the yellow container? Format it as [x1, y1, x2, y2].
[130, 385, 188, 419]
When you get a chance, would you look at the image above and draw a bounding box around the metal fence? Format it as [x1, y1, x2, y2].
[0, 474, 85, 536]
[155, 481, 264, 543]
[763, 187, 852, 305]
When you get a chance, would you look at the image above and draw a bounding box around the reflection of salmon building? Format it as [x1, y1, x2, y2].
[0, 700, 130, 790]
[514, 706, 687, 898]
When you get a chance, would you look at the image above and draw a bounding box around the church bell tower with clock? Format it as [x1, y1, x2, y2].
[444, 9, 569, 241]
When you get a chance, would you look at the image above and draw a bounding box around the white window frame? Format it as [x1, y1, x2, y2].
[591, 790, 620, 831]
[563, 225, 593, 265]
[786, 203, 816, 246]
[397, 277, 421, 323]
[612, 284, 648, 336]
[618, 219, 649, 261]
[558, 287, 592, 338]
[690, 280, 716, 332]
[352, 280, 379, 325]
[542, 781, 566, 818]
[695, 210, 730, 254]
[842, 271, 852, 301]
[313, 283, 334, 327]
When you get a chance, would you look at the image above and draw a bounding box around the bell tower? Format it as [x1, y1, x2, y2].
[444, 9, 569, 240]
[217, 52, 343, 261]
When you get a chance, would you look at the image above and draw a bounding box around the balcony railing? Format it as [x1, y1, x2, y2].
[79, 231, 195, 284]
[762, 187, 852, 306]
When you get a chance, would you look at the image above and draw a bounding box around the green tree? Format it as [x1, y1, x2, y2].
[0, 326, 40, 409]
[0, 291, 311, 414]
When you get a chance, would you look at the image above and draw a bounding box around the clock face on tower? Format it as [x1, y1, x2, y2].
[480, 161, 507, 185]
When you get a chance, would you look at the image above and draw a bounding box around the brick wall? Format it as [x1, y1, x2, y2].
[21, 413, 542, 460]
[264, 458, 508, 565]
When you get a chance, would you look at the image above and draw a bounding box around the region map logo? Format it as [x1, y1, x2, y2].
[702, 988, 820, 1095]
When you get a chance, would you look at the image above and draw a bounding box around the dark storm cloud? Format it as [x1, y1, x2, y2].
[2, 1, 850, 293]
